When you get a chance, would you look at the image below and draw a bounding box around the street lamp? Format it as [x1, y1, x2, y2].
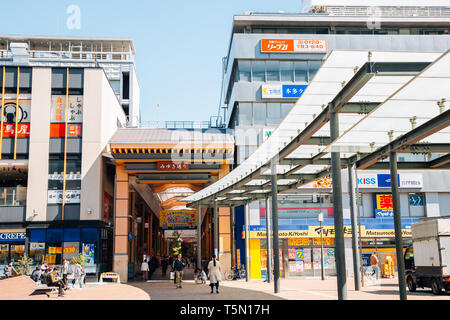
[318, 212, 325, 280]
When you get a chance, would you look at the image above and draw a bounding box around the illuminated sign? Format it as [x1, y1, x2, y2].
[358, 173, 423, 189]
[374, 193, 394, 218]
[261, 39, 327, 53]
[0, 232, 26, 242]
[50, 123, 82, 137]
[2, 123, 30, 137]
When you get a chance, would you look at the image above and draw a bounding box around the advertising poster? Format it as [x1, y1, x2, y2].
[326, 248, 335, 269]
[313, 248, 322, 269]
[260, 249, 267, 269]
[296, 261, 304, 273]
[51, 95, 83, 123]
[289, 261, 297, 272]
[82, 243, 95, 266]
[295, 249, 304, 262]
[159, 210, 197, 230]
[374, 194, 394, 218]
[30, 243, 45, 251]
[288, 248, 296, 260]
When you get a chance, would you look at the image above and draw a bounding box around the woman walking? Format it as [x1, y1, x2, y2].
[207, 254, 222, 294]
[141, 257, 149, 281]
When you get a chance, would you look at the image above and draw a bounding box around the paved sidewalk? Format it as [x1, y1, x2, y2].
[220, 277, 450, 300]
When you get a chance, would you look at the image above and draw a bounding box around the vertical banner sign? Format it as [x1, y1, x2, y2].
[0, 67, 5, 160]
[62, 68, 70, 220]
[374, 194, 394, 218]
[13, 67, 20, 160]
[82, 243, 95, 266]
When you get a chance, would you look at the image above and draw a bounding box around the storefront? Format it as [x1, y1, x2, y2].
[27, 227, 99, 274]
[245, 223, 414, 279]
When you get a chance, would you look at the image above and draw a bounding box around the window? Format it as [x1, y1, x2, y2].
[281, 103, 294, 118]
[0, 67, 32, 94]
[308, 61, 322, 81]
[110, 80, 121, 94]
[252, 61, 265, 82]
[266, 61, 280, 82]
[267, 103, 281, 125]
[253, 103, 266, 125]
[294, 61, 308, 82]
[51, 68, 84, 95]
[280, 61, 294, 82]
[238, 61, 251, 82]
[237, 103, 252, 126]
[122, 72, 130, 99]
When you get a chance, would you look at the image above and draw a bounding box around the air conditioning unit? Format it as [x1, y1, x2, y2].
[10, 42, 29, 64]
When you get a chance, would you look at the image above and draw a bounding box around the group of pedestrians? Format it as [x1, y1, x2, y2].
[140, 253, 160, 281]
[30, 259, 85, 297]
[169, 253, 223, 294]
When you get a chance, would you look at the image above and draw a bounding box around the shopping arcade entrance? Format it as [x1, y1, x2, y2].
[106, 128, 234, 281]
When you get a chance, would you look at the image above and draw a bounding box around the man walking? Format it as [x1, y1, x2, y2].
[173, 253, 185, 289]
[370, 252, 380, 280]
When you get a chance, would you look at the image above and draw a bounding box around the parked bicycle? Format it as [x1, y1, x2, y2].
[224, 264, 246, 281]
[363, 266, 376, 281]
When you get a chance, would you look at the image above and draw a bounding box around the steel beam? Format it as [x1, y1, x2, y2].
[430, 153, 450, 168]
[271, 160, 280, 294]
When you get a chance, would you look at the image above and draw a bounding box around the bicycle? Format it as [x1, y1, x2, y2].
[224, 265, 246, 280]
[363, 266, 377, 281]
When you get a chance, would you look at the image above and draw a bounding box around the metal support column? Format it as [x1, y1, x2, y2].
[389, 152, 407, 300]
[348, 164, 361, 291]
[265, 196, 272, 283]
[244, 201, 250, 282]
[330, 112, 347, 300]
[231, 206, 237, 267]
[271, 160, 280, 293]
[197, 203, 202, 270]
[213, 199, 219, 257]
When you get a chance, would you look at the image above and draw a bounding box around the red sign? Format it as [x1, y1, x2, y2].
[2, 123, 30, 137]
[157, 162, 189, 171]
[50, 123, 82, 138]
[261, 39, 327, 53]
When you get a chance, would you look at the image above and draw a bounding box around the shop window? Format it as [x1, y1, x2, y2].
[10, 244, 25, 262]
[29, 243, 45, 264]
[0, 244, 9, 264]
[46, 243, 63, 265]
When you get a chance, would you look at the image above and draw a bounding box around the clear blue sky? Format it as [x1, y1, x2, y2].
[2, 0, 305, 122]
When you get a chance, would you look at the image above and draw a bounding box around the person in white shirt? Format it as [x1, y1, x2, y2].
[141, 257, 149, 281]
[207, 255, 222, 294]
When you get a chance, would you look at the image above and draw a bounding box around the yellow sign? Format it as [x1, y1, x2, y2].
[100, 272, 121, 283]
[246, 226, 411, 239]
[288, 238, 310, 246]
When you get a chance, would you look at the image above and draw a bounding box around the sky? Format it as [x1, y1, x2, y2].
[1, 0, 306, 123]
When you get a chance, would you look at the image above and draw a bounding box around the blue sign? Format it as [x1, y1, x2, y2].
[0, 232, 26, 242]
[282, 85, 307, 98]
[377, 174, 399, 188]
[128, 232, 135, 241]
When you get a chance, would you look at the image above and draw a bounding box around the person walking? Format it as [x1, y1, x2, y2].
[62, 259, 70, 288]
[72, 262, 83, 289]
[148, 252, 159, 280]
[4, 262, 17, 279]
[207, 254, 222, 294]
[173, 253, 185, 289]
[141, 257, 149, 281]
[370, 252, 380, 280]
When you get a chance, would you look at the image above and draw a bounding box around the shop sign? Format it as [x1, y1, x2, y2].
[262, 84, 308, 99]
[30, 243, 45, 251]
[374, 193, 394, 218]
[51, 95, 83, 123]
[49, 123, 82, 137]
[48, 247, 63, 254]
[358, 173, 423, 188]
[48, 173, 82, 181]
[164, 229, 197, 238]
[157, 161, 189, 171]
[288, 238, 310, 246]
[261, 39, 327, 53]
[47, 190, 81, 204]
[63, 246, 76, 254]
[1, 100, 31, 123]
[247, 226, 411, 239]
[2, 123, 30, 137]
[0, 232, 26, 242]
[160, 210, 197, 230]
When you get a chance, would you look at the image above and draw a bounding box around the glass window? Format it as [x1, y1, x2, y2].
[109, 80, 121, 94]
[281, 103, 293, 118]
[280, 61, 294, 82]
[294, 61, 308, 82]
[267, 103, 281, 125]
[29, 243, 45, 265]
[308, 61, 322, 81]
[238, 61, 251, 82]
[266, 61, 280, 82]
[253, 103, 266, 125]
[237, 103, 252, 126]
[252, 61, 266, 82]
